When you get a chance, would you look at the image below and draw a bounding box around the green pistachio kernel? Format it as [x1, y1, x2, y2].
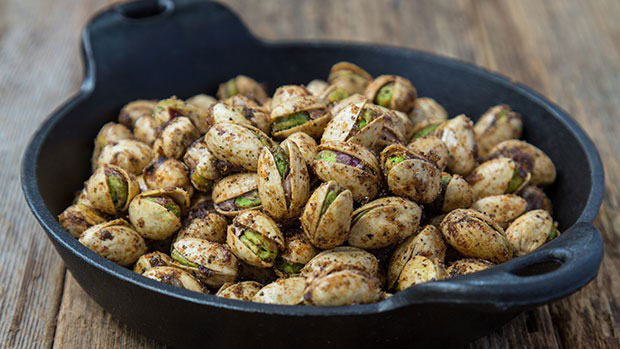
[171, 249, 199, 268]
[320, 188, 341, 216]
[276, 258, 305, 275]
[356, 108, 377, 129]
[272, 111, 310, 132]
[248, 129, 271, 147]
[506, 166, 526, 193]
[375, 83, 394, 107]
[441, 174, 452, 186]
[412, 123, 440, 139]
[327, 87, 349, 102]
[548, 225, 559, 241]
[240, 230, 278, 262]
[107, 175, 128, 211]
[271, 146, 289, 178]
[226, 79, 238, 97]
[145, 196, 181, 217]
[191, 171, 211, 191]
[235, 190, 261, 208]
[497, 109, 508, 120]
[387, 155, 406, 167]
[316, 150, 337, 162]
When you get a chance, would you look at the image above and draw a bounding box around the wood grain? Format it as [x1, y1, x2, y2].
[0, 0, 618, 348]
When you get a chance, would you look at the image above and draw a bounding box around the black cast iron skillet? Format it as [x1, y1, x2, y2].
[21, 0, 605, 347]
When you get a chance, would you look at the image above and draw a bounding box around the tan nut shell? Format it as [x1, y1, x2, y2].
[58, 204, 109, 238]
[306, 80, 329, 96]
[397, 256, 447, 290]
[440, 173, 474, 212]
[301, 181, 353, 249]
[92, 122, 134, 170]
[142, 157, 192, 194]
[253, 277, 306, 305]
[321, 99, 385, 149]
[142, 266, 205, 293]
[447, 258, 494, 277]
[505, 210, 554, 256]
[271, 85, 311, 107]
[176, 210, 228, 244]
[328, 62, 373, 95]
[128, 187, 190, 240]
[280, 233, 318, 265]
[364, 75, 417, 113]
[187, 94, 217, 112]
[280, 132, 318, 169]
[216, 281, 263, 301]
[79, 219, 147, 266]
[227, 210, 285, 267]
[270, 95, 331, 139]
[205, 122, 273, 171]
[312, 141, 381, 202]
[471, 194, 528, 229]
[488, 140, 556, 186]
[467, 158, 530, 200]
[435, 115, 478, 175]
[119, 99, 157, 128]
[474, 105, 522, 158]
[153, 97, 210, 133]
[303, 266, 382, 306]
[153, 116, 200, 159]
[210, 98, 271, 134]
[97, 139, 152, 175]
[212, 173, 260, 216]
[407, 135, 449, 171]
[133, 251, 173, 274]
[381, 144, 441, 203]
[409, 97, 448, 129]
[133, 116, 158, 146]
[85, 164, 140, 215]
[183, 140, 221, 192]
[440, 209, 512, 263]
[301, 246, 380, 280]
[217, 75, 268, 101]
[349, 197, 422, 249]
[171, 237, 238, 287]
[329, 93, 367, 118]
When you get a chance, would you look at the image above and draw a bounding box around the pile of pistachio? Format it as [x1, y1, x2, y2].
[59, 62, 558, 306]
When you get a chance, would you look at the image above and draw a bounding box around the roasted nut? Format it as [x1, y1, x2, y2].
[272, 85, 311, 107]
[253, 277, 306, 305]
[433, 115, 478, 175]
[92, 122, 133, 170]
[209, 95, 271, 134]
[394, 110, 416, 142]
[395, 256, 447, 291]
[307, 79, 329, 96]
[380, 144, 441, 203]
[488, 140, 556, 186]
[319, 84, 351, 104]
[205, 122, 274, 171]
[212, 173, 261, 217]
[176, 204, 228, 244]
[430, 173, 474, 213]
[270, 95, 331, 139]
[133, 251, 173, 274]
[471, 194, 528, 229]
[85, 164, 140, 215]
[349, 196, 422, 249]
[170, 237, 238, 287]
[303, 265, 382, 306]
[328, 62, 373, 95]
[301, 181, 353, 249]
[446, 258, 494, 277]
[518, 186, 553, 214]
[153, 117, 201, 159]
[409, 97, 448, 130]
[119, 100, 157, 129]
[143, 266, 205, 293]
[133, 116, 158, 146]
[183, 139, 221, 192]
[275, 232, 318, 277]
[407, 135, 449, 171]
[467, 158, 531, 200]
[328, 93, 367, 118]
[364, 75, 417, 113]
[440, 209, 512, 263]
[142, 157, 193, 194]
[79, 219, 147, 266]
[312, 141, 381, 202]
[474, 105, 523, 158]
[58, 204, 109, 238]
[128, 187, 190, 240]
[301, 246, 380, 281]
[280, 132, 318, 170]
[226, 210, 285, 268]
[505, 209, 557, 256]
[152, 96, 210, 134]
[258, 142, 310, 221]
[216, 281, 263, 301]
[97, 139, 152, 175]
[187, 94, 217, 112]
[217, 75, 268, 102]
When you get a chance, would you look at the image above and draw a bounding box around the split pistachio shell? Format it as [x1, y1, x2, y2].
[212, 173, 261, 217]
[217, 75, 268, 102]
[128, 187, 190, 240]
[92, 122, 134, 170]
[306, 79, 329, 96]
[474, 105, 523, 158]
[186, 94, 217, 112]
[226, 210, 285, 268]
[119, 100, 157, 128]
[396, 256, 447, 291]
[280, 132, 318, 170]
[171, 237, 238, 287]
[319, 84, 351, 104]
[518, 186, 553, 214]
[301, 181, 353, 249]
[467, 158, 531, 200]
[133, 115, 158, 146]
[394, 110, 416, 141]
[349, 196, 422, 249]
[205, 122, 273, 171]
[176, 207, 228, 244]
[471, 194, 527, 229]
[97, 139, 152, 175]
[253, 277, 306, 305]
[153, 96, 211, 133]
[328, 93, 367, 118]
[447, 258, 494, 277]
[328, 62, 373, 95]
[440, 209, 512, 263]
[142, 157, 193, 194]
[434, 115, 478, 175]
[153, 116, 201, 159]
[183, 140, 221, 192]
[142, 266, 205, 293]
[303, 265, 382, 306]
[380, 144, 441, 203]
[364, 75, 417, 113]
[133, 251, 174, 274]
[301, 246, 380, 280]
[488, 140, 556, 186]
[216, 281, 263, 301]
[407, 135, 449, 171]
[505, 210, 556, 256]
[409, 97, 448, 130]
[276, 232, 319, 276]
[58, 204, 109, 238]
[85, 164, 140, 215]
[258, 142, 310, 221]
[387, 225, 447, 289]
[431, 173, 474, 213]
[79, 219, 147, 266]
[270, 95, 331, 139]
[209, 96, 271, 134]
[271, 85, 311, 107]
[312, 141, 381, 202]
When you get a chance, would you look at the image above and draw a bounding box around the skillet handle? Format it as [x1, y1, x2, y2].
[81, 0, 262, 97]
[393, 222, 604, 311]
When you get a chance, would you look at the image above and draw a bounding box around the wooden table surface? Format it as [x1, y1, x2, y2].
[1, 0, 619, 347]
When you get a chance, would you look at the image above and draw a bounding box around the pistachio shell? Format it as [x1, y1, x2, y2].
[216, 281, 263, 301]
[440, 209, 512, 263]
[210, 97, 271, 134]
[440, 173, 474, 212]
[171, 237, 238, 287]
[446, 258, 494, 277]
[85, 164, 139, 215]
[153, 116, 201, 159]
[407, 135, 449, 171]
[301, 181, 353, 249]
[505, 210, 555, 256]
[187, 94, 217, 112]
[280, 132, 318, 170]
[253, 277, 306, 305]
[328, 62, 373, 95]
[79, 219, 147, 266]
[319, 84, 351, 104]
[212, 173, 261, 217]
[488, 140, 556, 186]
[303, 266, 382, 306]
[270, 95, 331, 139]
[364, 75, 417, 113]
[381, 144, 441, 203]
[58, 204, 109, 238]
[471, 194, 528, 229]
[128, 187, 190, 240]
[227, 210, 284, 267]
[474, 105, 522, 158]
[328, 93, 367, 118]
[349, 197, 422, 249]
[279, 233, 318, 266]
[467, 158, 530, 200]
[142, 157, 193, 194]
[176, 208, 228, 244]
[321, 99, 385, 149]
[396, 256, 447, 290]
[301, 246, 380, 280]
[142, 266, 205, 293]
[133, 116, 157, 146]
[217, 75, 268, 102]
[92, 122, 134, 171]
[97, 139, 152, 175]
[133, 251, 173, 274]
[153, 96, 210, 133]
[205, 122, 273, 171]
[306, 79, 329, 96]
[119, 99, 157, 128]
[434, 115, 477, 175]
[409, 97, 448, 129]
[271, 85, 311, 107]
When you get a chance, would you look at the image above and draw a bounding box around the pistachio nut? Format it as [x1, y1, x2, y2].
[118, 99, 157, 129]
[216, 75, 268, 102]
[474, 105, 523, 158]
[301, 181, 353, 249]
[142, 157, 193, 194]
[518, 186, 553, 214]
[216, 281, 263, 301]
[226, 210, 285, 268]
[488, 139, 556, 186]
[380, 144, 441, 203]
[364, 75, 417, 113]
[176, 204, 228, 244]
[433, 115, 478, 175]
[505, 209, 557, 256]
[152, 96, 211, 134]
[128, 187, 190, 240]
[303, 265, 382, 306]
[395, 256, 447, 291]
[275, 232, 319, 276]
[280, 131, 318, 170]
[312, 141, 381, 202]
[301, 246, 380, 281]
[209, 95, 271, 134]
[85, 164, 140, 215]
[440, 209, 512, 263]
[271, 85, 312, 107]
[79, 219, 147, 266]
[466, 157, 531, 200]
[133, 251, 174, 274]
[58, 203, 109, 238]
[205, 122, 274, 171]
[430, 172, 474, 213]
[153, 116, 201, 159]
[319, 84, 351, 104]
[471, 194, 528, 229]
[446, 258, 494, 277]
[91, 122, 134, 170]
[394, 110, 416, 141]
[409, 97, 448, 130]
[142, 266, 205, 293]
[212, 173, 261, 217]
[133, 115, 158, 146]
[253, 277, 306, 305]
[96, 139, 152, 175]
[349, 196, 422, 249]
[328, 93, 367, 119]
[327, 62, 373, 95]
[407, 135, 449, 171]
[186, 94, 217, 112]
[171, 237, 238, 287]
[270, 95, 331, 139]
[183, 139, 221, 192]
[306, 79, 329, 96]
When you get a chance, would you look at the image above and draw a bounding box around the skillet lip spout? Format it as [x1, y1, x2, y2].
[20, 0, 604, 318]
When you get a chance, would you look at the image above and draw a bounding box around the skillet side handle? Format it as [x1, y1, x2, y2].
[81, 0, 261, 96]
